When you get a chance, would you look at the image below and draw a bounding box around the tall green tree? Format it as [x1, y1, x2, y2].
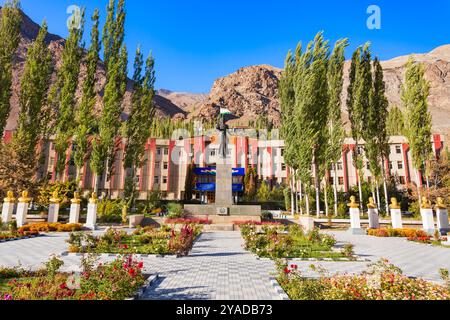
[124, 46, 156, 203]
[294, 32, 330, 217]
[364, 57, 390, 213]
[14, 21, 53, 163]
[91, 0, 127, 193]
[73, 9, 100, 189]
[386, 105, 405, 136]
[0, 0, 22, 135]
[326, 38, 348, 216]
[402, 56, 432, 201]
[347, 43, 372, 209]
[52, 9, 85, 179]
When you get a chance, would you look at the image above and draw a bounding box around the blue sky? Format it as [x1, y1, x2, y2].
[13, 0, 450, 93]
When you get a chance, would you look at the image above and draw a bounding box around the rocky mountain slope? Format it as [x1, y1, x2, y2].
[2, 8, 184, 131]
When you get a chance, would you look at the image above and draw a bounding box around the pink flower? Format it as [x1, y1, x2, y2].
[137, 262, 144, 269]
[3, 294, 12, 300]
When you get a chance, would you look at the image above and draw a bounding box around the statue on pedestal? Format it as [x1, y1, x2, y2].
[389, 198, 400, 209]
[217, 114, 229, 160]
[367, 197, 377, 209]
[4, 191, 15, 203]
[421, 197, 432, 209]
[435, 197, 447, 209]
[347, 196, 359, 209]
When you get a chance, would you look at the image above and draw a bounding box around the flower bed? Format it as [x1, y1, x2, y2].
[368, 228, 448, 246]
[233, 220, 282, 226]
[164, 218, 212, 225]
[0, 255, 146, 300]
[67, 225, 201, 257]
[19, 223, 82, 233]
[278, 259, 450, 300]
[240, 224, 351, 260]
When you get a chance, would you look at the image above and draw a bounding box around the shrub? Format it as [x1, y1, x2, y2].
[261, 211, 274, 221]
[19, 223, 82, 233]
[97, 199, 126, 223]
[166, 203, 184, 219]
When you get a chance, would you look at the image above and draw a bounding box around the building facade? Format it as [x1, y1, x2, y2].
[4, 130, 445, 201]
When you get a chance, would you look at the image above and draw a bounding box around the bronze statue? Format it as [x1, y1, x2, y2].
[217, 114, 229, 160]
[348, 196, 359, 209]
[49, 190, 61, 204]
[367, 197, 377, 209]
[389, 198, 400, 210]
[421, 197, 432, 209]
[435, 197, 447, 209]
[71, 192, 81, 204]
[18, 191, 32, 203]
[4, 191, 15, 203]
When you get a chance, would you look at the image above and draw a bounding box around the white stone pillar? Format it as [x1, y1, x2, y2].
[85, 193, 98, 230]
[349, 208, 365, 235]
[368, 208, 380, 229]
[69, 193, 81, 224]
[390, 209, 403, 229]
[1, 191, 16, 224]
[420, 208, 436, 235]
[16, 191, 31, 228]
[436, 208, 449, 235]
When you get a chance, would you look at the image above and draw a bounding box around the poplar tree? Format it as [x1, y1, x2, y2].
[73, 9, 100, 189]
[365, 57, 389, 212]
[0, 0, 22, 135]
[52, 9, 85, 179]
[14, 21, 53, 162]
[124, 46, 156, 202]
[91, 0, 127, 193]
[347, 43, 372, 209]
[326, 39, 348, 215]
[386, 106, 405, 136]
[402, 57, 432, 201]
[294, 32, 329, 217]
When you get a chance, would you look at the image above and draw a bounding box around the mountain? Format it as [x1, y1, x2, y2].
[190, 46, 450, 140]
[2, 7, 187, 131]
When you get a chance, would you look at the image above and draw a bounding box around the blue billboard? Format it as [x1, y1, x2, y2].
[194, 167, 245, 176]
[195, 183, 244, 192]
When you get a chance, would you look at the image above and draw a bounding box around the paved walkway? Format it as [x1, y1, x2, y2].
[141, 232, 281, 300]
[289, 231, 450, 283]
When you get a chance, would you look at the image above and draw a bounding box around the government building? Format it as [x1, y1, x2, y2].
[4, 129, 445, 202]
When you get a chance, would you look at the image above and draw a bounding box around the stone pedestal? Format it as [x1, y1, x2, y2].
[85, 203, 98, 230]
[129, 215, 145, 228]
[420, 208, 436, 235]
[349, 208, 365, 235]
[215, 162, 233, 207]
[47, 203, 60, 223]
[299, 216, 315, 232]
[436, 208, 449, 235]
[390, 209, 403, 229]
[69, 203, 81, 224]
[16, 202, 29, 228]
[368, 208, 380, 229]
[1, 202, 15, 224]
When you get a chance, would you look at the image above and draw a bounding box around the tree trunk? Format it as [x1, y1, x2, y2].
[324, 178, 329, 217]
[75, 167, 83, 192]
[376, 180, 381, 211]
[415, 169, 422, 204]
[298, 180, 303, 215]
[358, 175, 363, 214]
[313, 162, 321, 217]
[93, 173, 99, 194]
[333, 163, 339, 217]
[305, 192, 310, 216]
[382, 165, 389, 215]
[290, 175, 295, 215]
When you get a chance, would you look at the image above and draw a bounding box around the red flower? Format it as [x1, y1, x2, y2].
[128, 268, 136, 277]
[290, 264, 298, 270]
[59, 283, 67, 290]
[137, 262, 144, 269]
[284, 267, 291, 275]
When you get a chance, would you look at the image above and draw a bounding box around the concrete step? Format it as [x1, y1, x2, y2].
[203, 224, 235, 232]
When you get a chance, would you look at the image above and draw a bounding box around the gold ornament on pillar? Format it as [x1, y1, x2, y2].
[4, 191, 15, 203]
[18, 191, 32, 203]
[367, 197, 377, 209]
[435, 197, 447, 210]
[347, 196, 359, 209]
[89, 192, 98, 204]
[389, 198, 400, 210]
[420, 197, 432, 209]
[71, 192, 81, 205]
[49, 190, 61, 204]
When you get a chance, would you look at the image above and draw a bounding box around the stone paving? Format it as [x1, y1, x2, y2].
[289, 231, 450, 284]
[141, 232, 282, 300]
[0, 229, 450, 300]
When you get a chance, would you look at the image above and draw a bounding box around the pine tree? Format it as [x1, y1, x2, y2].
[326, 39, 348, 215]
[73, 9, 100, 189]
[402, 56, 432, 201]
[52, 9, 85, 179]
[0, 0, 22, 135]
[14, 21, 52, 164]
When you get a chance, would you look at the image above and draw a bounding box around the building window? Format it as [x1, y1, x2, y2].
[357, 146, 364, 155]
[396, 145, 402, 154]
[211, 149, 216, 157]
[282, 164, 287, 171]
[389, 162, 393, 170]
[281, 149, 285, 157]
[156, 148, 161, 156]
[164, 148, 169, 155]
[154, 176, 159, 184]
[399, 176, 406, 185]
[163, 162, 168, 170]
[397, 161, 403, 170]
[163, 176, 168, 184]
[155, 162, 160, 169]
[338, 177, 344, 185]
